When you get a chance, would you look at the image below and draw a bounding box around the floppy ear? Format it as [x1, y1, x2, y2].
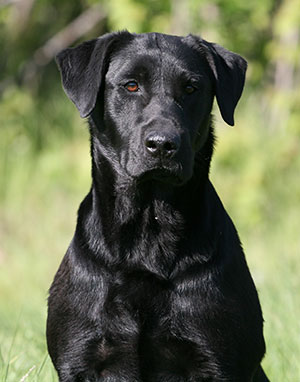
[207, 42, 247, 126]
[204, 41, 247, 126]
[188, 36, 247, 126]
[56, 31, 131, 118]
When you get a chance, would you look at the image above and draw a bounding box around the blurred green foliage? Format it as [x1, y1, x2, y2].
[0, 0, 299, 380]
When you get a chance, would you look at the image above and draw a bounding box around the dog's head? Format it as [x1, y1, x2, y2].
[56, 32, 247, 186]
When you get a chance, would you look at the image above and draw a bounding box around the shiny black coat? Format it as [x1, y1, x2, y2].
[47, 32, 269, 382]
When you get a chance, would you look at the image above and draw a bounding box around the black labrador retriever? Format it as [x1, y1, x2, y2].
[47, 31, 269, 382]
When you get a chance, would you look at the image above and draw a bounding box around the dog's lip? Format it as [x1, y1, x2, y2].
[137, 167, 184, 186]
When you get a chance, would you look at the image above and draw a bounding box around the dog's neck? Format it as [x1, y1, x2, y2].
[74, 125, 216, 275]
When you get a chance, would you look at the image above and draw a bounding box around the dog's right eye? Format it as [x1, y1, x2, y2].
[185, 84, 196, 94]
[125, 81, 139, 92]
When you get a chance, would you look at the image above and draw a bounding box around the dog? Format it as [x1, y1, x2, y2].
[47, 31, 269, 382]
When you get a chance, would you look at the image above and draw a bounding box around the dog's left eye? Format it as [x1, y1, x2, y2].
[125, 81, 139, 92]
[185, 84, 196, 94]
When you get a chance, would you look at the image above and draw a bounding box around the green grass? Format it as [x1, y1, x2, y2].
[0, 89, 90, 380]
[0, 135, 90, 380]
[0, 90, 299, 381]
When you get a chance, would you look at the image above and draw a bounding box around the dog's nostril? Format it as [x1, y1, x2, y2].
[163, 141, 177, 152]
[145, 140, 158, 152]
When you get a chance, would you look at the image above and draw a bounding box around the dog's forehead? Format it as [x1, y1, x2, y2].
[108, 33, 206, 80]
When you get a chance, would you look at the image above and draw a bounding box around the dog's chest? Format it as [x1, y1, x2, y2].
[104, 266, 212, 340]
[96, 269, 231, 377]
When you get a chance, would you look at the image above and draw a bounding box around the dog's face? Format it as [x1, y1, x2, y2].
[103, 34, 214, 185]
[56, 32, 247, 186]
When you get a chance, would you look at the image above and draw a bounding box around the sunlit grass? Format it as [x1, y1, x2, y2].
[0, 91, 90, 381]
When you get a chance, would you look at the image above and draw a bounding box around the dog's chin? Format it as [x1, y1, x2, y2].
[136, 168, 188, 187]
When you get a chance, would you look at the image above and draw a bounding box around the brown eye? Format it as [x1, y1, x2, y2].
[185, 84, 196, 94]
[125, 81, 139, 92]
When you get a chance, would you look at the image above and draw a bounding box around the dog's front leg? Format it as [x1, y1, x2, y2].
[56, 357, 142, 382]
[57, 372, 141, 382]
[52, 340, 142, 382]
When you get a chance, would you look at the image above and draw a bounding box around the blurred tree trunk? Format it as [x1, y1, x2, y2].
[12, 0, 36, 34]
[268, 0, 300, 130]
[273, 28, 299, 92]
[170, 0, 190, 35]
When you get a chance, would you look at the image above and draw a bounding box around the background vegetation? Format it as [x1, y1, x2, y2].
[0, 0, 299, 380]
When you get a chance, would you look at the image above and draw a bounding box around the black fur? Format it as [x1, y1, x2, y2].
[47, 32, 269, 382]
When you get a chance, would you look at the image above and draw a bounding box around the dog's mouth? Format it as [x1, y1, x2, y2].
[137, 167, 185, 186]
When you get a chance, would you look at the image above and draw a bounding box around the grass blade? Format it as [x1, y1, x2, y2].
[20, 365, 36, 382]
[35, 352, 49, 377]
[4, 311, 22, 382]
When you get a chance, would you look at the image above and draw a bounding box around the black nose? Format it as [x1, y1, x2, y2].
[145, 132, 181, 158]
